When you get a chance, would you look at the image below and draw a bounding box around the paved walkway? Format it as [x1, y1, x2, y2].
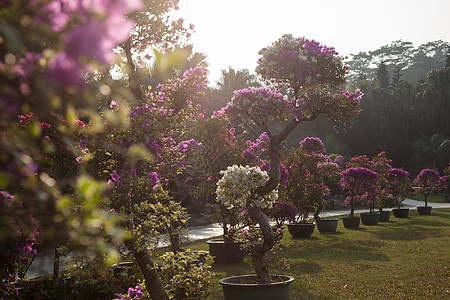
[25, 199, 450, 279]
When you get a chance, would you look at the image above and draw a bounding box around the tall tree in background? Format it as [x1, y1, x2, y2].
[377, 61, 390, 88]
[346, 40, 448, 85]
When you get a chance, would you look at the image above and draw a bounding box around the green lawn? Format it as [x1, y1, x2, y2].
[407, 193, 448, 203]
[181, 209, 450, 299]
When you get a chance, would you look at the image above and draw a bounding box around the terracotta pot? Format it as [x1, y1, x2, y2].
[392, 208, 409, 218]
[360, 212, 379, 225]
[287, 223, 315, 238]
[207, 239, 246, 264]
[342, 216, 360, 228]
[417, 206, 432, 215]
[220, 274, 294, 300]
[316, 219, 339, 232]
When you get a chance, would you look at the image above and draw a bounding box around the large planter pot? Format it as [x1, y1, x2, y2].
[378, 210, 391, 222]
[207, 239, 246, 264]
[360, 212, 379, 225]
[316, 219, 338, 233]
[287, 223, 315, 238]
[392, 208, 409, 218]
[342, 216, 360, 228]
[417, 206, 432, 215]
[219, 274, 294, 300]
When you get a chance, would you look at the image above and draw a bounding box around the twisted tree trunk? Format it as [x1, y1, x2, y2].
[124, 239, 169, 300]
[248, 206, 275, 284]
[122, 40, 146, 102]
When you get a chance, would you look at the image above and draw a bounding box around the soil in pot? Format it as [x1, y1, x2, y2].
[287, 223, 315, 238]
[316, 219, 338, 232]
[417, 206, 432, 215]
[207, 239, 246, 264]
[342, 216, 360, 228]
[393, 208, 409, 218]
[360, 212, 379, 225]
[378, 210, 391, 222]
[219, 274, 294, 300]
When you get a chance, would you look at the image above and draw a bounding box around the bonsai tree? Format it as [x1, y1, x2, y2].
[385, 168, 411, 209]
[214, 34, 362, 284]
[282, 137, 339, 223]
[340, 167, 379, 218]
[347, 152, 392, 213]
[216, 165, 279, 283]
[266, 199, 298, 229]
[412, 169, 446, 207]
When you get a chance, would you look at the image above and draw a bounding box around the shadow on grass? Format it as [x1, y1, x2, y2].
[368, 223, 446, 241]
[284, 238, 390, 263]
[290, 261, 322, 274]
[210, 261, 253, 277]
[316, 231, 345, 236]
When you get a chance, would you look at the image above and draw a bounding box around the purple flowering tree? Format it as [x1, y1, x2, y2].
[386, 169, 411, 209]
[413, 169, 446, 207]
[282, 138, 340, 223]
[0, 0, 143, 288]
[81, 66, 209, 299]
[1, 1, 208, 299]
[340, 167, 379, 218]
[215, 34, 361, 284]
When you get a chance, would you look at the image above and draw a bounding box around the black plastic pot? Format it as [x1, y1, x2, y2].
[342, 216, 360, 228]
[219, 274, 294, 300]
[360, 212, 379, 225]
[316, 219, 339, 232]
[287, 223, 315, 238]
[378, 210, 391, 222]
[392, 208, 409, 218]
[417, 206, 432, 215]
[207, 239, 246, 264]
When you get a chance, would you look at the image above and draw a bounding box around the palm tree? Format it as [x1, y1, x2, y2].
[149, 44, 208, 84]
[413, 133, 450, 171]
[216, 67, 261, 100]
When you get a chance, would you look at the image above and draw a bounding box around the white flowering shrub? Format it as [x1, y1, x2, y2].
[216, 165, 278, 209]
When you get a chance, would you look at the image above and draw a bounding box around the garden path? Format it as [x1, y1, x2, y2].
[25, 199, 450, 279]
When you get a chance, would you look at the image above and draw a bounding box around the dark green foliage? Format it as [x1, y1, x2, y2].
[346, 40, 448, 84]
[376, 62, 390, 88]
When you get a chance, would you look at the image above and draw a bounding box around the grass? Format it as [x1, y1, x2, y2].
[407, 193, 448, 203]
[180, 209, 450, 299]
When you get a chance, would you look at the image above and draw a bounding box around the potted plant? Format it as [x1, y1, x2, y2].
[385, 168, 411, 218]
[207, 203, 248, 264]
[265, 199, 298, 240]
[347, 152, 393, 224]
[282, 139, 339, 236]
[216, 165, 294, 299]
[213, 33, 362, 299]
[412, 169, 446, 215]
[340, 167, 379, 228]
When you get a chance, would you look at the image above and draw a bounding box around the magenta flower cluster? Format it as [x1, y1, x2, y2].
[413, 169, 446, 194]
[255, 33, 345, 88]
[242, 132, 270, 162]
[341, 167, 379, 198]
[267, 199, 298, 225]
[260, 162, 289, 187]
[214, 87, 295, 125]
[299, 137, 325, 154]
[43, 0, 143, 86]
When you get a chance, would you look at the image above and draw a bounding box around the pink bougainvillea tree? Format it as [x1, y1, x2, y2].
[340, 167, 379, 218]
[413, 169, 446, 207]
[347, 152, 393, 212]
[215, 34, 362, 284]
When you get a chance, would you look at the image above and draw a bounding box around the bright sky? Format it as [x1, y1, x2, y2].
[175, 0, 450, 86]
